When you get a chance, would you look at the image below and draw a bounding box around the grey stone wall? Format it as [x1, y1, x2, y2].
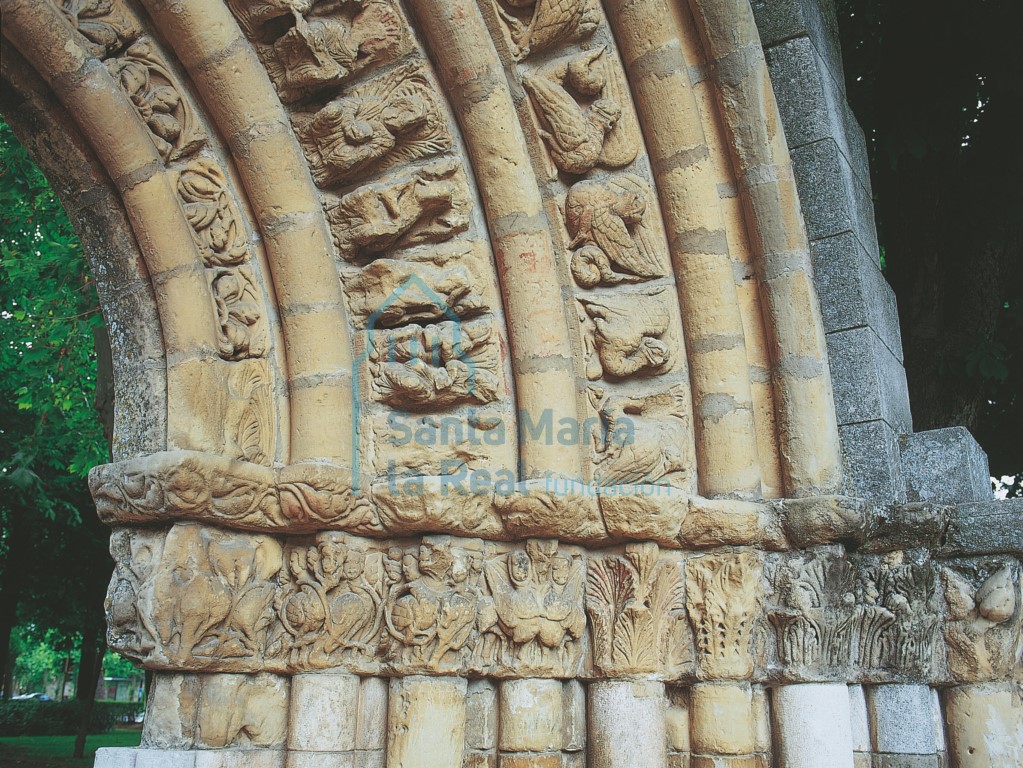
[753, 0, 993, 506]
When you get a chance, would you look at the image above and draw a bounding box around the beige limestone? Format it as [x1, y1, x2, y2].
[386, 676, 466, 768]
[943, 684, 1023, 768]
[690, 682, 756, 755]
[588, 681, 667, 768]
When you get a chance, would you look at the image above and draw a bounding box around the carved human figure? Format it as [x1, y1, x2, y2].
[295, 63, 449, 188]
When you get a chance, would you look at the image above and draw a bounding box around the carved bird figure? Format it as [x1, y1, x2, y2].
[523, 73, 620, 175]
[565, 180, 662, 286]
[502, 0, 600, 58]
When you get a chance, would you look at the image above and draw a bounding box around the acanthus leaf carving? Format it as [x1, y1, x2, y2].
[294, 61, 451, 189]
[686, 552, 763, 679]
[768, 554, 856, 676]
[326, 159, 471, 261]
[523, 47, 637, 176]
[105, 38, 206, 163]
[565, 176, 664, 288]
[177, 159, 251, 268]
[586, 543, 685, 675]
[853, 559, 939, 676]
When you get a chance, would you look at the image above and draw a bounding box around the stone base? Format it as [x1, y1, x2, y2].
[95, 749, 287, 768]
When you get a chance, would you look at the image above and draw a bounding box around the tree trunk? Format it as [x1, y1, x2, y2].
[0, 505, 27, 701]
[72, 626, 106, 759]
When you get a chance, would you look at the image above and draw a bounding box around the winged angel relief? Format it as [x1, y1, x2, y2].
[295, 62, 450, 188]
[495, 0, 601, 59]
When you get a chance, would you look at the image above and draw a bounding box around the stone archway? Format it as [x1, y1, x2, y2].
[2, 0, 1020, 766]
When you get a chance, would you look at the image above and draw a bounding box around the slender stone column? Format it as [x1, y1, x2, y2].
[386, 676, 467, 768]
[772, 683, 854, 768]
[498, 679, 567, 767]
[944, 683, 1023, 768]
[588, 680, 667, 768]
[286, 673, 360, 767]
[867, 684, 940, 767]
[689, 681, 769, 767]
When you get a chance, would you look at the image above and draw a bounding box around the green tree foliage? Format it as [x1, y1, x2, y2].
[0, 118, 112, 699]
[838, 0, 1023, 494]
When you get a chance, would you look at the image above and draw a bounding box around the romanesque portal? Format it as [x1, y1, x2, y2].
[1, 0, 1020, 766]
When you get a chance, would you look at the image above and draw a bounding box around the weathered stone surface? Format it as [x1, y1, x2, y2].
[941, 499, 1023, 556]
[901, 428, 992, 505]
[840, 421, 906, 504]
[588, 681, 666, 768]
[868, 685, 938, 755]
[827, 327, 911, 434]
[772, 684, 854, 768]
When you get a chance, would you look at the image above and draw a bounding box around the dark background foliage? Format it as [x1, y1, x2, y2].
[838, 0, 1023, 495]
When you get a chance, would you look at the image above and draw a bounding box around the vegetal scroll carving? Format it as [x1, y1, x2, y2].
[579, 287, 673, 380]
[370, 318, 502, 410]
[524, 47, 637, 175]
[295, 61, 450, 188]
[768, 554, 856, 674]
[177, 160, 250, 267]
[686, 552, 763, 679]
[212, 267, 267, 361]
[326, 159, 471, 261]
[494, 0, 600, 59]
[106, 38, 205, 163]
[60, 0, 140, 58]
[586, 543, 684, 674]
[565, 177, 664, 288]
[940, 562, 1020, 682]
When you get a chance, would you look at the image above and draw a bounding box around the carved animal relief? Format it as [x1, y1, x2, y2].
[493, 0, 601, 59]
[579, 287, 674, 380]
[212, 267, 268, 361]
[565, 177, 665, 288]
[326, 160, 471, 261]
[295, 62, 451, 189]
[524, 47, 637, 176]
[59, 0, 141, 58]
[228, 0, 411, 103]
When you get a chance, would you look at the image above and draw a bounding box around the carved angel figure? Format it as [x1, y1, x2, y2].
[261, 1, 407, 102]
[579, 287, 672, 379]
[484, 541, 585, 666]
[327, 159, 470, 260]
[524, 47, 636, 175]
[497, 0, 600, 59]
[295, 62, 450, 188]
[370, 318, 501, 410]
[566, 178, 663, 288]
